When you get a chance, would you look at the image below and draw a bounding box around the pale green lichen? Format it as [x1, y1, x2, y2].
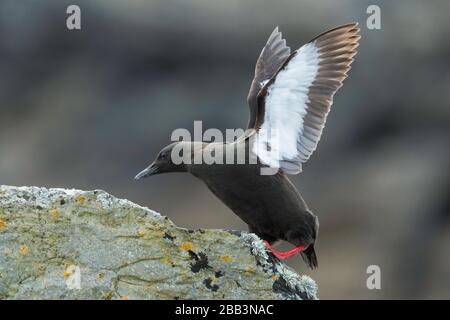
[0, 185, 317, 300]
[240, 232, 318, 299]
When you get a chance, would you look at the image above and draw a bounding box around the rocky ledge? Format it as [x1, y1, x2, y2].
[0, 185, 317, 300]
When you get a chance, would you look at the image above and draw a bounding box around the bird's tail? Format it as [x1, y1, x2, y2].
[301, 244, 318, 269]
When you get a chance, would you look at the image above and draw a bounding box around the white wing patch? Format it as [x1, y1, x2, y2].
[251, 23, 360, 174]
[253, 43, 320, 170]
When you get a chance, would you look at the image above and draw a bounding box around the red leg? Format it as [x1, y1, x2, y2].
[263, 240, 305, 260]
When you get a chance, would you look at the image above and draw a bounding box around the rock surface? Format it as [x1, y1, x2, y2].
[0, 185, 317, 300]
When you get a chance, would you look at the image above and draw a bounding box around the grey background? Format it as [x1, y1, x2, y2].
[0, 0, 449, 299]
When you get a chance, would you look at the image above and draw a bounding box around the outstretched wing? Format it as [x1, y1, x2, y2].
[253, 23, 360, 174]
[247, 27, 291, 129]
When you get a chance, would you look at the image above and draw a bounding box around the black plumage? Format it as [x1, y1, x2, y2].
[135, 23, 360, 269]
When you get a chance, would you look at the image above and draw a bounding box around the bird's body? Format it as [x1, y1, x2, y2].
[190, 155, 319, 267]
[135, 23, 360, 269]
[189, 141, 317, 247]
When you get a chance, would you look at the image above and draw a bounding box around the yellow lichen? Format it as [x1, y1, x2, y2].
[272, 275, 279, 281]
[19, 245, 29, 255]
[245, 267, 255, 275]
[75, 195, 87, 205]
[121, 296, 130, 300]
[179, 242, 193, 252]
[219, 255, 232, 263]
[103, 293, 113, 300]
[157, 230, 165, 238]
[163, 257, 173, 266]
[50, 208, 61, 220]
[0, 218, 6, 231]
[36, 263, 45, 275]
[137, 227, 147, 237]
[64, 265, 76, 280]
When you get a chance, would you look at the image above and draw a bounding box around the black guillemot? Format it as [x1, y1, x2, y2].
[135, 23, 360, 269]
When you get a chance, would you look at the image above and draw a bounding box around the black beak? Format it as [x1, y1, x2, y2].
[134, 163, 159, 180]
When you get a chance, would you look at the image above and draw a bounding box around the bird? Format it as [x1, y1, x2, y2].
[135, 23, 360, 269]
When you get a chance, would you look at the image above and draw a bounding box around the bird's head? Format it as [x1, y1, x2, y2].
[134, 142, 188, 180]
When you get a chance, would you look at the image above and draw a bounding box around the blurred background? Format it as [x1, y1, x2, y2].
[0, 0, 449, 299]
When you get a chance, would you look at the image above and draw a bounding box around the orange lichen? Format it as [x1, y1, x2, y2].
[179, 242, 193, 252]
[19, 245, 29, 255]
[0, 218, 6, 231]
[219, 255, 232, 263]
[75, 195, 87, 205]
[272, 275, 279, 281]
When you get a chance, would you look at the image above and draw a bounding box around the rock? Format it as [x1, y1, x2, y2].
[0, 185, 317, 300]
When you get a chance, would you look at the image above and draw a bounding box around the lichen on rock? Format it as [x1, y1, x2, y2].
[0, 185, 317, 300]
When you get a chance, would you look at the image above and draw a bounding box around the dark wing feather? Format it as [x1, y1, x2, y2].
[253, 23, 360, 174]
[246, 27, 291, 128]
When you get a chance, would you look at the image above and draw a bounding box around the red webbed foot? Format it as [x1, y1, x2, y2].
[263, 240, 305, 260]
